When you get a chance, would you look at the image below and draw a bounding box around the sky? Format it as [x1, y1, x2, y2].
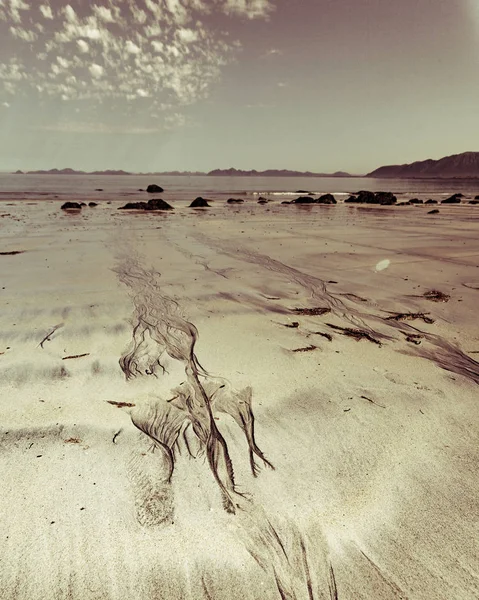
[0, 0, 478, 173]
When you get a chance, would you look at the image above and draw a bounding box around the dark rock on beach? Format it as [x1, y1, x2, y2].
[425, 199, 437, 204]
[475, 195, 479, 200]
[469, 200, 479, 205]
[397, 201, 411, 206]
[61, 202, 82, 210]
[190, 197, 210, 208]
[428, 209, 440, 214]
[227, 198, 244, 204]
[316, 193, 337, 204]
[119, 198, 173, 211]
[88, 202, 98, 207]
[376, 191, 397, 205]
[409, 198, 423, 204]
[146, 184, 164, 193]
[441, 194, 462, 204]
[345, 190, 396, 205]
[95, 188, 103, 191]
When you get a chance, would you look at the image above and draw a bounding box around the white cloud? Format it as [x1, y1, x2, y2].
[10, 25, 37, 41]
[76, 39, 89, 53]
[223, 0, 274, 19]
[39, 4, 53, 19]
[125, 40, 141, 54]
[89, 63, 104, 78]
[93, 5, 114, 22]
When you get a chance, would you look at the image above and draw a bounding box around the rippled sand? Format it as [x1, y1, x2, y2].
[1, 199, 478, 599]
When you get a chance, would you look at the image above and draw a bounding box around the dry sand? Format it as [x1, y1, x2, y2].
[0, 199, 478, 599]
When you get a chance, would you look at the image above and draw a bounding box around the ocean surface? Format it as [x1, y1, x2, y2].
[0, 174, 478, 204]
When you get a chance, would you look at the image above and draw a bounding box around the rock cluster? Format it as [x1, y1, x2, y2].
[345, 191, 397, 205]
[119, 199, 173, 210]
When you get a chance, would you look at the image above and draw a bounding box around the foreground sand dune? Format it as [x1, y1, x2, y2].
[1, 200, 478, 599]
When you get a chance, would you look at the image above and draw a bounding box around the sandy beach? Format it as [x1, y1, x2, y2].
[1, 197, 478, 599]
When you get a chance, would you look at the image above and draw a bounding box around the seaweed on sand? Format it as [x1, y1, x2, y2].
[423, 290, 450, 302]
[293, 307, 331, 316]
[326, 323, 381, 345]
[385, 312, 435, 324]
[115, 258, 273, 514]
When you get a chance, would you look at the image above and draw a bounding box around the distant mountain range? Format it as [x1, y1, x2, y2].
[206, 168, 352, 177]
[13, 153, 479, 178]
[12, 168, 204, 176]
[12, 168, 354, 177]
[368, 151, 479, 179]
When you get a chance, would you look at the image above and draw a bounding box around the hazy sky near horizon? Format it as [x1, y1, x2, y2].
[0, 0, 478, 173]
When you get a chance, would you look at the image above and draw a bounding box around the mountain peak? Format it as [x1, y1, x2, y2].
[368, 151, 479, 179]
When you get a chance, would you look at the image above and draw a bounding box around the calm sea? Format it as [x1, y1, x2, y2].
[0, 174, 478, 204]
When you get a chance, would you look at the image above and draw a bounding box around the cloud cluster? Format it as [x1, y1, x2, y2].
[0, 0, 275, 130]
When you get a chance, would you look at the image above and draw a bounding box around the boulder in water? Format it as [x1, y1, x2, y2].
[61, 202, 82, 210]
[146, 184, 164, 193]
[375, 191, 397, 205]
[119, 198, 173, 211]
[425, 199, 437, 204]
[316, 193, 337, 204]
[441, 195, 462, 204]
[190, 197, 210, 208]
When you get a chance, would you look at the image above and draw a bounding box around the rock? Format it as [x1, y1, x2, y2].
[295, 190, 312, 194]
[355, 190, 376, 203]
[375, 191, 397, 205]
[345, 191, 397, 205]
[428, 209, 440, 214]
[258, 199, 268, 204]
[425, 199, 437, 204]
[146, 184, 164, 193]
[409, 198, 423, 204]
[441, 195, 462, 204]
[397, 201, 411, 206]
[316, 194, 337, 204]
[469, 200, 479, 205]
[227, 198, 244, 204]
[80, 202, 87, 207]
[281, 201, 291, 205]
[138, 188, 145, 191]
[61, 202, 82, 210]
[190, 197, 210, 208]
[88, 202, 98, 207]
[118, 198, 173, 211]
[95, 188, 103, 191]
[475, 195, 479, 200]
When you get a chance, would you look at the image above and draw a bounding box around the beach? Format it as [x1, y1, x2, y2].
[1, 189, 478, 599]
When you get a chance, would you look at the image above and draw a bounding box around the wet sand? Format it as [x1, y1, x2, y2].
[1, 199, 478, 599]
